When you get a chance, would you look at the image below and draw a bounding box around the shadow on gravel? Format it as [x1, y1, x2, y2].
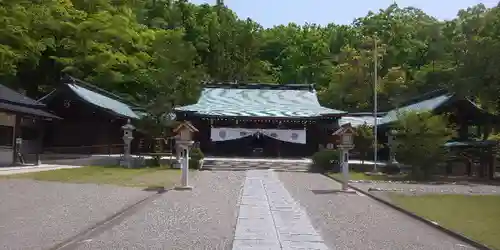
[311, 189, 358, 195]
[142, 186, 167, 193]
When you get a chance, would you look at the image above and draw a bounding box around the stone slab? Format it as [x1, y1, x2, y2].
[234, 218, 278, 240]
[232, 239, 281, 250]
[281, 240, 330, 250]
[233, 170, 329, 250]
[278, 233, 325, 242]
[239, 205, 273, 219]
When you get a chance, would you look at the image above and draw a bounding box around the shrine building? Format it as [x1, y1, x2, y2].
[175, 83, 346, 157]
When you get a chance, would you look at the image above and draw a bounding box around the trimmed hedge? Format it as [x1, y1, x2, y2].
[310, 149, 340, 173]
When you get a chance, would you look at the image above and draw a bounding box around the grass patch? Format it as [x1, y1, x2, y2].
[328, 172, 407, 181]
[2, 165, 192, 189]
[390, 194, 500, 250]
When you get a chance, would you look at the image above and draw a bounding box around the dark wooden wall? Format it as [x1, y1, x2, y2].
[42, 90, 127, 154]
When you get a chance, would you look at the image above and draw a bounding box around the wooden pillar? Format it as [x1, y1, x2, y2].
[458, 119, 468, 140]
[11, 115, 21, 165]
[107, 120, 112, 155]
[35, 120, 45, 165]
[489, 148, 495, 180]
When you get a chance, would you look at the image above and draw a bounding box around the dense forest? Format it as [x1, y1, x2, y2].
[1, 0, 500, 114]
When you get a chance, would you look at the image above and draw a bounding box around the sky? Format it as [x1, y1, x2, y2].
[190, 0, 499, 28]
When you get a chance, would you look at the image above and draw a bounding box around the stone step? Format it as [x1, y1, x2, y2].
[202, 159, 310, 172]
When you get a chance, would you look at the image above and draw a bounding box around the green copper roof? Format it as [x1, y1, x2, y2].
[67, 84, 140, 119]
[176, 84, 345, 118]
[379, 94, 453, 125]
[339, 116, 381, 127]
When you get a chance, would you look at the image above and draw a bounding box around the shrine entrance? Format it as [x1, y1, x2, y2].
[209, 127, 309, 158]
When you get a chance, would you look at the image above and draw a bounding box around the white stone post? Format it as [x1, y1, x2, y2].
[182, 148, 189, 186]
[175, 145, 182, 168]
[388, 130, 399, 165]
[342, 149, 349, 191]
[175, 140, 193, 190]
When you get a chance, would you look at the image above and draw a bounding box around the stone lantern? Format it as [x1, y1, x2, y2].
[333, 123, 356, 192]
[121, 119, 135, 168]
[173, 121, 198, 190]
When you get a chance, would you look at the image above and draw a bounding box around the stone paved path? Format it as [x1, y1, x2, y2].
[0, 164, 82, 175]
[233, 170, 329, 250]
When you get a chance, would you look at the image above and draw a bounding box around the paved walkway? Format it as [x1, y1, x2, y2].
[234, 170, 328, 249]
[0, 164, 82, 175]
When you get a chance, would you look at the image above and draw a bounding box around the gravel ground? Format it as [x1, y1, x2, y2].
[350, 182, 500, 196]
[0, 179, 151, 250]
[277, 172, 476, 250]
[77, 171, 246, 250]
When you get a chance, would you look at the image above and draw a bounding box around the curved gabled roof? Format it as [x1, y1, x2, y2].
[39, 76, 142, 120]
[176, 84, 345, 118]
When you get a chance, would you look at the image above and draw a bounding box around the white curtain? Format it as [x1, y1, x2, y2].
[210, 128, 254, 142]
[261, 129, 306, 144]
[210, 127, 306, 144]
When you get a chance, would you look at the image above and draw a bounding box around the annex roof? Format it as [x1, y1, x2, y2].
[379, 94, 453, 126]
[0, 84, 60, 119]
[175, 83, 345, 118]
[378, 89, 493, 126]
[339, 116, 382, 127]
[39, 76, 141, 119]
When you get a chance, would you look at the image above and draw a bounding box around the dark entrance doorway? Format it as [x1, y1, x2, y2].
[250, 132, 265, 157]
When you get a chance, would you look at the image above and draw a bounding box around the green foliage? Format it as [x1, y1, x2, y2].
[393, 111, 455, 180]
[310, 149, 340, 173]
[189, 147, 205, 170]
[0, 0, 499, 119]
[382, 163, 401, 175]
[354, 124, 374, 162]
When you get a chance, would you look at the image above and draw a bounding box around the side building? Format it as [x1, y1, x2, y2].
[175, 83, 346, 157]
[0, 84, 60, 166]
[39, 76, 145, 155]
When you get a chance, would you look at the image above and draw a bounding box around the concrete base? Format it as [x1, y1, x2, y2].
[174, 185, 193, 191]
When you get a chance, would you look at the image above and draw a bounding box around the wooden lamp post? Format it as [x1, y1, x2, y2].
[333, 123, 356, 192]
[173, 121, 198, 190]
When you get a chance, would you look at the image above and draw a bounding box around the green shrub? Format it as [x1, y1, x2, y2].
[382, 163, 401, 175]
[189, 148, 205, 170]
[145, 158, 158, 167]
[393, 111, 455, 180]
[310, 150, 340, 173]
[354, 124, 374, 163]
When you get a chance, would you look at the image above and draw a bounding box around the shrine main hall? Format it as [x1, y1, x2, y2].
[174, 83, 352, 157]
